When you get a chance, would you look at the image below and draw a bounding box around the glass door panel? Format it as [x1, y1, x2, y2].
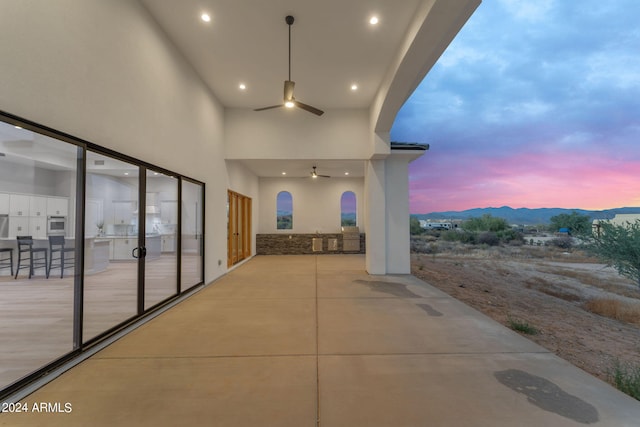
[0, 120, 80, 389]
[144, 170, 178, 309]
[83, 151, 140, 341]
[181, 180, 203, 289]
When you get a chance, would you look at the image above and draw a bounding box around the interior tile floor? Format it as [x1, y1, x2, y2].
[1, 254, 639, 426]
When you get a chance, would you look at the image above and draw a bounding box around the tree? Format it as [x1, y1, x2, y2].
[463, 214, 509, 232]
[410, 217, 424, 235]
[549, 211, 591, 236]
[590, 220, 640, 288]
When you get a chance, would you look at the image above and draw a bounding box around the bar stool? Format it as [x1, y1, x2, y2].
[0, 248, 13, 277]
[14, 236, 48, 279]
[47, 235, 75, 279]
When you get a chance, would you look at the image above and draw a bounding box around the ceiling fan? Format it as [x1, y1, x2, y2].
[254, 15, 324, 116]
[311, 166, 330, 178]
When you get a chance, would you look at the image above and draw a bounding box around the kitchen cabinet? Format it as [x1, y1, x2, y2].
[0, 193, 9, 215]
[9, 194, 30, 217]
[161, 235, 176, 253]
[47, 197, 69, 216]
[145, 235, 161, 260]
[8, 217, 29, 238]
[29, 196, 48, 217]
[113, 201, 134, 225]
[160, 201, 178, 224]
[29, 217, 47, 239]
[112, 237, 137, 260]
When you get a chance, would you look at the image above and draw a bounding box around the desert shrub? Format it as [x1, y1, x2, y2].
[610, 360, 640, 401]
[497, 229, 524, 244]
[507, 316, 539, 335]
[441, 230, 477, 244]
[478, 231, 500, 246]
[463, 214, 509, 232]
[583, 298, 640, 325]
[547, 236, 574, 249]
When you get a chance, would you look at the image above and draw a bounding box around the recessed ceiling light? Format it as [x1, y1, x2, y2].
[345, 172, 350, 176]
[369, 16, 379, 25]
[239, 83, 246, 90]
[201, 13, 211, 23]
[351, 84, 358, 91]
[281, 172, 287, 175]
[153, 172, 159, 176]
[124, 172, 129, 176]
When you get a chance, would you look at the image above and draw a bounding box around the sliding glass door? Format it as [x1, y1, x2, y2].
[181, 180, 203, 289]
[0, 120, 80, 390]
[84, 151, 141, 341]
[144, 169, 179, 309]
[0, 111, 205, 399]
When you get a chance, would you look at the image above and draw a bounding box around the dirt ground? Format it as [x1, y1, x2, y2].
[410, 243, 640, 385]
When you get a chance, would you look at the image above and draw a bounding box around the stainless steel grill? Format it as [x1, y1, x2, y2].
[341, 226, 360, 252]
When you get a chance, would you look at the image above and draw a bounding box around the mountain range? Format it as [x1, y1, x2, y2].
[412, 206, 640, 225]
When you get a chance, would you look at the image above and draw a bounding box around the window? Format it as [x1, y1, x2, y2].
[341, 191, 357, 226]
[276, 191, 293, 230]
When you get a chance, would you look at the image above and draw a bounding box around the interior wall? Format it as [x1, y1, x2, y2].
[225, 108, 370, 160]
[0, 0, 228, 282]
[258, 177, 364, 234]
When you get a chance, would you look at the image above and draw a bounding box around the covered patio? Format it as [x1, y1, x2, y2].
[3, 255, 638, 426]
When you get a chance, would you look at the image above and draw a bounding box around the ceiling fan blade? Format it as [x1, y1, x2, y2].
[284, 80, 295, 101]
[295, 100, 324, 116]
[254, 105, 284, 111]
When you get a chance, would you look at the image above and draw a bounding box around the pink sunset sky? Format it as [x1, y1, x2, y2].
[391, 0, 640, 214]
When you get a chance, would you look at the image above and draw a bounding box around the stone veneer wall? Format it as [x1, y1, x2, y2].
[256, 234, 366, 255]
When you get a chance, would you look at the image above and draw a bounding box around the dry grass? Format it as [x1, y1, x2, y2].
[542, 266, 640, 300]
[525, 277, 583, 302]
[583, 298, 640, 325]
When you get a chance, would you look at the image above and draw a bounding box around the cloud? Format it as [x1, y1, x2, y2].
[393, 0, 640, 213]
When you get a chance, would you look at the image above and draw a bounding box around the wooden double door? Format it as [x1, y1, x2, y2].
[228, 190, 252, 267]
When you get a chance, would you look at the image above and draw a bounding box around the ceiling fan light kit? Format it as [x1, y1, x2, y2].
[311, 166, 330, 178]
[254, 15, 325, 116]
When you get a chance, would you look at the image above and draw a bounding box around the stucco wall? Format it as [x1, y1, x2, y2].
[0, 0, 244, 282]
[258, 177, 364, 234]
[225, 108, 370, 160]
[226, 160, 260, 257]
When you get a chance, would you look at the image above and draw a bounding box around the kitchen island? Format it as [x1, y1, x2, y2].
[0, 237, 110, 276]
[85, 238, 110, 274]
[106, 234, 161, 261]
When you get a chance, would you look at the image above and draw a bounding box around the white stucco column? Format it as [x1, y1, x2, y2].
[364, 159, 387, 274]
[385, 154, 411, 274]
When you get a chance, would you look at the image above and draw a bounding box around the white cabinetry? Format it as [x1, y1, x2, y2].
[0, 193, 9, 215]
[9, 217, 29, 238]
[160, 201, 178, 224]
[113, 201, 134, 225]
[29, 217, 47, 239]
[161, 235, 176, 253]
[29, 196, 48, 217]
[112, 237, 137, 260]
[47, 197, 68, 216]
[9, 194, 30, 217]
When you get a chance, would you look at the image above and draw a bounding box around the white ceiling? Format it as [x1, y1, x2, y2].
[2, 1, 471, 179]
[140, 0, 422, 111]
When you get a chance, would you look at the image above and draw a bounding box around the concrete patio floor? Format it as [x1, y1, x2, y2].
[1, 254, 639, 426]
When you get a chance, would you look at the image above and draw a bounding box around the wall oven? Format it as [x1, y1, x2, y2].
[47, 216, 67, 236]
